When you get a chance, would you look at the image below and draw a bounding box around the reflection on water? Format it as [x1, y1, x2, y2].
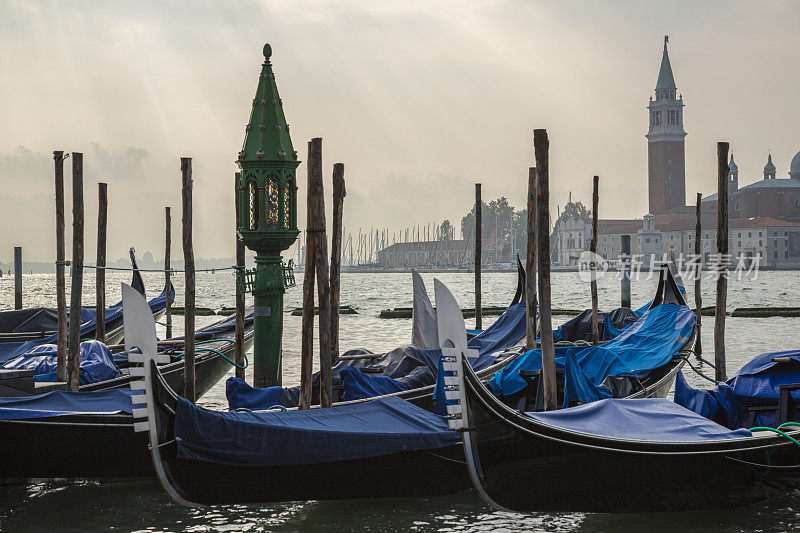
[1, 270, 800, 531]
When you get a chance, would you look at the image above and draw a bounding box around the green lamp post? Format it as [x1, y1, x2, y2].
[237, 43, 298, 388]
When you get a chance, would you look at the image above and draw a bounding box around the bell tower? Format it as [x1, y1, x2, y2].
[647, 36, 687, 214]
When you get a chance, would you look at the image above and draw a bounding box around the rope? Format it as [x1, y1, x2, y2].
[148, 437, 180, 450]
[170, 338, 248, 369]
[694, 353, 717, 370]
[682, 356, 721, 385]
[747, 426, 800, 449]
[424, 450, 466, 465]
[682, 347, 717, 370]
[55, 261, 243, 273]
[724, 455, 800, 469]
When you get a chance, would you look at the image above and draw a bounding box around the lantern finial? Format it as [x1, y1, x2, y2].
[238, 44, 297, 167]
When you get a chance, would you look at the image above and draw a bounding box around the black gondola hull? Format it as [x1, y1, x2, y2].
[462, 358, 800, 513]
[146, 350, 685, 505]
[0, 331, 251, 480]
[161, 446, 469, 505]
[149, 361, 470, 505]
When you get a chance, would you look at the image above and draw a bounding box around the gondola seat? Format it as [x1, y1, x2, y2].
[743, 382, 800, 427]
[514, 369, 566, 411]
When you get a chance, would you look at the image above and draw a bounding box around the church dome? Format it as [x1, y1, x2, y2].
[790, 150, 800, 179]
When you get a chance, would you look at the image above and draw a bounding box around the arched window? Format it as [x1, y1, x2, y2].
[265, 177, 279, 230]
[283, 179, 294, 229]
[248, 180, 258, 230]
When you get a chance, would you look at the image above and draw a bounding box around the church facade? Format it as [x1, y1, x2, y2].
[553, 36, 800, 268]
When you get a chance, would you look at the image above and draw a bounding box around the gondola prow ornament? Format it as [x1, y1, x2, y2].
[433, 278, 510, 511]
[236, 44, 299, 388]
[124, 282, 193, 506]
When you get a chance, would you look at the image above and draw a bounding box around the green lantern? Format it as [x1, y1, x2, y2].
[236, 43, 299, 388]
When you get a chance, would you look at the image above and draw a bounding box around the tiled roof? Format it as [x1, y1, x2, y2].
[597, 220, 642, 234]
[738, 179, 800, 191]
[728, 217, 800, 228]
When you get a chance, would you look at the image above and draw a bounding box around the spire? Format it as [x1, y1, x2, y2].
[655, 35, 677, 90]
[728, 152, 738, 192]
[238, 44, 297, 166]
[764, 152, 776, 179]
[728, 153, 738, 173]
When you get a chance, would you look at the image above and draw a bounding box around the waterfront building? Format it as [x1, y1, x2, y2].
[375, 238, 512, 268]
[552, 36, 800, 268]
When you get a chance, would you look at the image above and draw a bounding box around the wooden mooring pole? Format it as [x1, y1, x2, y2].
[590, 175, 599, 345]
[67, 153, 84, 391]
[620, 235, 631, 308]
[475, 183, 482, 330]
[525, 167, 538, 349]
[714, 143, 729, 382]
[13, 247, 22, 310]
[165, 206, 173, 339]
[694, 192, 703, 357]
[300, 138, 332, 408]
[54, 151, 67, 382]
[181, 157, 196, 403]
[233, 173, 245, 380]
[311, 140, 332, 407]
[330, 163, 346, 365]
[534, 129, 557, 410]
[299, 180, 316, 411]
[95, 182, 108, 342]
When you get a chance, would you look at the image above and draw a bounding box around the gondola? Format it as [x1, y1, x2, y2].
[445, 287, 800, 512]
[0, 291, 253, 480]
[225, 261, 532, 412]
[141, 271, 699, 506]
[0, 249, 156, 345]
[226, 258, 640, 413]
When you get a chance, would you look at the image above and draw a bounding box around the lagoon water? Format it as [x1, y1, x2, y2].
[1, 269, 800, 531]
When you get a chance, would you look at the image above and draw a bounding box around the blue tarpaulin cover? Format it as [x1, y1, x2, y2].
[339, 366, 409, 401]
[0, 307, 93, 334]
[528, 397, 752, 441]
[2, 340, 122, 384]
[174, 395, 459, 467]
[227, 377, 295, 410]
[336, 302, 526, 402]
[674, 349, 800, 429]
[0, 389, 132, 420]
[0, 287, 173, 364]
[488, 303, 696, 405]
[466, 302, 526, 358]
[552, 307, 639, 343]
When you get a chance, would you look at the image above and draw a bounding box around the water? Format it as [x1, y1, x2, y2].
[1, 269, 799, 531]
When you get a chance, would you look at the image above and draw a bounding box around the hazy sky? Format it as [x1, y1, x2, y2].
[1, 0, 799, 262]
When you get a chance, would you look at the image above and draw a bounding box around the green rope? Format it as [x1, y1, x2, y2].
[196, 339, 236, 346]
[778, 422, 800, 430]
[748, 426, 800, 449]
[170, 338, 249, 370]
